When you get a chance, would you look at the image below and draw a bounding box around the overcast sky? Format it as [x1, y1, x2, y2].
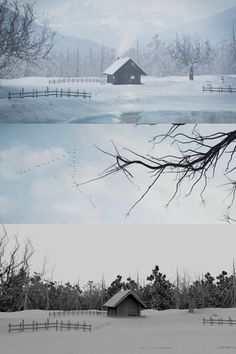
[29, 0, 236, 48]
[0, 124, 235, 224]
[3, 224, 236, 286]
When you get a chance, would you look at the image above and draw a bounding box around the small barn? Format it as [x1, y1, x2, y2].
[103, 289, 146, 317]
[103, 57, 147, 85]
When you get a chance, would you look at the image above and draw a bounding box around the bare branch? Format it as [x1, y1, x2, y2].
[78, 126, 236, 221]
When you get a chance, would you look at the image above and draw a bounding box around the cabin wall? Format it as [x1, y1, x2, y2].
[107, 60, 144, 85]
[116, 296, 141, 316]
[107, 75, 114, 84]
[108, 308, 117, 316]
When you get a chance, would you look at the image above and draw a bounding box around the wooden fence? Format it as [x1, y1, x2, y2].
[49, 77, 106, 85]
[203, 85, 236, 93]
[8, 319, 91, 333]
[203, 317, 236, 326]
[49, 310, 107, 318]
[8, 88, 91, 100]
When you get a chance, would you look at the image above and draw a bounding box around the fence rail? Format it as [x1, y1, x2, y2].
[203, 317, 236, 326]
[8, 88, 91, 100]
[203, 85, 236, 93]
[49, 77, 106, 85]
[8, 319, 91, 333]
[49, 310, 107, 318]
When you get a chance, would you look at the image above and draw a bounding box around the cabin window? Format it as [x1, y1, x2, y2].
[130, 75, 135, 80]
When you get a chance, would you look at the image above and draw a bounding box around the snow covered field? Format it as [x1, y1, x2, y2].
[0, 75, 236, 123]
[1, 308, 236, 354]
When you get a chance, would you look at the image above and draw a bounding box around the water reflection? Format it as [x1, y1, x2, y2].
[71, 110, 236, 124]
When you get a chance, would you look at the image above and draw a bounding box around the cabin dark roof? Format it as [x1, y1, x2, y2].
[103, 290, 147, 309]
[103, 57, 147, 76]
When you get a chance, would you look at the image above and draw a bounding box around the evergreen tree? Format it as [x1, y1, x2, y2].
[144, 265, 175, 310]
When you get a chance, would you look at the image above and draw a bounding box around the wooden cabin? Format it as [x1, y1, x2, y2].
[103, 57, 147, 85]
[103, 289, 146, 317]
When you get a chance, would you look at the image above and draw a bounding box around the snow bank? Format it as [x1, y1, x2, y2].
[0, 308, 236, 354]
[0, 75, 236, 123]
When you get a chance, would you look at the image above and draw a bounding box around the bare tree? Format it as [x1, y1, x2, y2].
[170, 35, 213, 80]
[230, 25, 236, 73]
[77, 125, 236, 221]
[0, 0, 55, 74]
[0, 225, 34, 286]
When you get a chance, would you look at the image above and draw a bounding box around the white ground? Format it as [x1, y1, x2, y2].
[0, 308, 236, 354]
[0, 75, 236, 123]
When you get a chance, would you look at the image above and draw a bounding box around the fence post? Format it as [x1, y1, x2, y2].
[33, 320, 35, 331]
[56, 320, 58, 331]
[203, 317, 205, 325]
[8, 323, 11, 333]
[83, 321, 86, 332]
[60, 321, 63, 331]
[36, 322, 38, 331]
[8, 92, 11, 99]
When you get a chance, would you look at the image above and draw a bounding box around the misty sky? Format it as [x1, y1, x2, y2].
[3, 224, 236, 286]
[0, 124, 235, 224]
[31, 0, 236, 48]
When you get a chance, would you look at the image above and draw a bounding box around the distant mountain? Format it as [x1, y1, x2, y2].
[54, 33, 109, 53]
[160, 6, 236, 43]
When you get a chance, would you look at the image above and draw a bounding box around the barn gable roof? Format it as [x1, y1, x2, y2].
[103, 289, 147, 309]
[103, 57, 147, 76]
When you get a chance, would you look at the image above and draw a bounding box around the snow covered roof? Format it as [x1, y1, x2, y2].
[103, 57, 146, 76]
[103, 57, 131, 75]
[103, 289, 147, 309]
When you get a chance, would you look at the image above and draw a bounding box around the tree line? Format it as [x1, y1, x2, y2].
[0, 227, 235, 312]
[1, 0, 236, 80]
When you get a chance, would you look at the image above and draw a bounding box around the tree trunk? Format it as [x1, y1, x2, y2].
[189, 65, 194, 80]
